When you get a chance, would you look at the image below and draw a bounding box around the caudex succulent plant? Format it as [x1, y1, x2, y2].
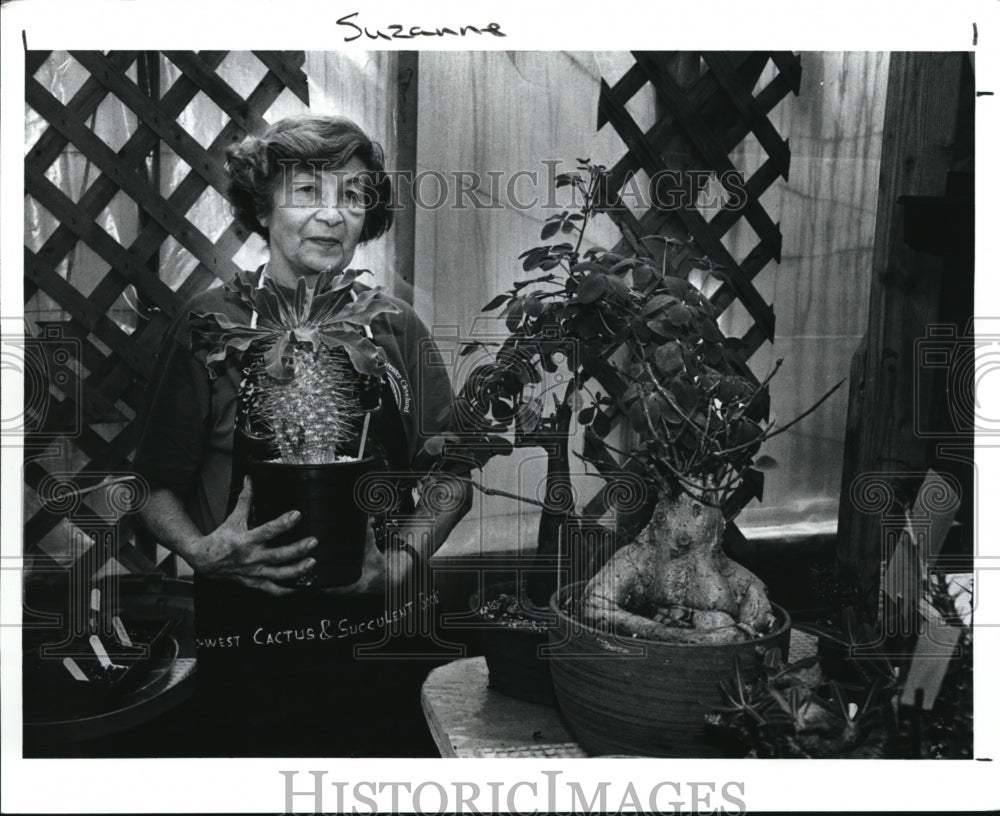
[430, 160, 840, 637]
[191, 268, 399, 464]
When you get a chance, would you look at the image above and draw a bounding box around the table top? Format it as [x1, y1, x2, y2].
[421, 629, 819, 758]
[421, 657, 585, 758]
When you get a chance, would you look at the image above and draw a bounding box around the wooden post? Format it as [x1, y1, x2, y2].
[837, 52, 967, 621]
[393, 51, 418, 305]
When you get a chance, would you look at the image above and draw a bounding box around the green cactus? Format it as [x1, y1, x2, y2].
[191, 267, 400, 464]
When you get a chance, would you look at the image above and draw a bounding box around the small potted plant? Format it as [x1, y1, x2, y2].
[706, 570, 973, 759]
[704, 645, 898, 758]
[190, 267, 399, 588]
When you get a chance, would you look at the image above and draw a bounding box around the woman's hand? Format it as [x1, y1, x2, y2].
[322, 523, 417, 597]
[189, 477, 319, 596]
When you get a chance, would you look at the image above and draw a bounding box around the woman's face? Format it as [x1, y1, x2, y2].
[259, 156, 368, 286]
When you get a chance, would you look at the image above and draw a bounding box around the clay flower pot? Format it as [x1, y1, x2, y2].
[547, 581, 792, 757]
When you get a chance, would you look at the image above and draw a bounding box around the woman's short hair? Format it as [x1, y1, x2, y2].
[225, 115, 393, 244]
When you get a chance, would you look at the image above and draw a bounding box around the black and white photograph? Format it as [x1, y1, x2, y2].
[2, 1, 998, 813]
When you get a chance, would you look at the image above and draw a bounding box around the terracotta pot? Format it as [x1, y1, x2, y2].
[548, 581, 792, 757]
[245, 456, 376, 589]
[470, 581, 557, 706]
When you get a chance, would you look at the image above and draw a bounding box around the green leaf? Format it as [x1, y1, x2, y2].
[505, 301, 525, 332]
[333, 288, 401, 325]
[583, 427, 619, 474]
[703, 343, 724, 366]
[670, 379, 701, 412]
[291, 276, 309, 322]
[522, 296, 545, 317]
[742, 468, 765, 501]
[645, 318, 679, 340]
[667, 304, 693, 327]
[734, 419, 763, 448]
[263, 333, 296, 381]
[576, 274, 607, 304]
[569, 261, 606, 276]
[632, 265, 657, 291]
[630, 317, 654, 341]
[252, 287, 286, 329]
[654, 341, 685, 376]
[541, 221, 561, 240]
[481, 293, 511, 312]
[318, 331, 386, 377]
[459, 341, 488, 357]
[290, 327, 318, 348]
[491, 398, 514, 422]
[605, 276, 630, 300]
[717, 376, 752, 402]
[643, 394, 663, 425]
[327, 268, 364, 292]
[658, 276, 694, 298]
[485, 435, 514, 457]
[423, 433, 459, 457]
[754, 455, 779, 471]
[516, 397, 543, 435]
[609, 257, 641, 275]
[640, 293, 679, 317]
[578, 406, 595, 425]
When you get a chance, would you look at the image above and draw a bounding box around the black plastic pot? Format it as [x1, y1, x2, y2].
[245, 456, 376, 589]
[470, 581, 557, 706]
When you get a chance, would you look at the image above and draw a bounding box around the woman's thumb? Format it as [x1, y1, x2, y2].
[233, 475, 253, 518]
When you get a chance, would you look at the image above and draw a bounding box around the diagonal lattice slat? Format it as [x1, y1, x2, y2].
[582, 51, 799, 531]
[599, 52, 800, 356]
[23, 50, 310, 588]
[598, 74, 777, 342]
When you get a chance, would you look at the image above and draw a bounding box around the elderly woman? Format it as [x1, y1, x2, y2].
[133, 115, 470, 757]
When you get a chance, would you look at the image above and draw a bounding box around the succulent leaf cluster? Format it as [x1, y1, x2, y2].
[191, 268, 399, 464]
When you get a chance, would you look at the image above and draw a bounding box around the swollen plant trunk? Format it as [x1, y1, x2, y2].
[581, 490, 775, 643]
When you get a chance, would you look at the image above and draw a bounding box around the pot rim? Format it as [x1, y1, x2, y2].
[470, 579, 556, 623]
[246, 454, 377, 469]
[548, 579, 791, 649]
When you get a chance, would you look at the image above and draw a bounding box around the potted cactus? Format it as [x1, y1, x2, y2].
[191, 267, 399, 588]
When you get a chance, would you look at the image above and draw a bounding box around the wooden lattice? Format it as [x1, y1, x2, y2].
[23, 50, 310, 583]
[22, 50, 799, 590]
[587, 51, 800, 542]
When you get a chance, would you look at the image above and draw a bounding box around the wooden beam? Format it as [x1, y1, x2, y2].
[394, 51, 419, 304]
[837, 52, 967, 620]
